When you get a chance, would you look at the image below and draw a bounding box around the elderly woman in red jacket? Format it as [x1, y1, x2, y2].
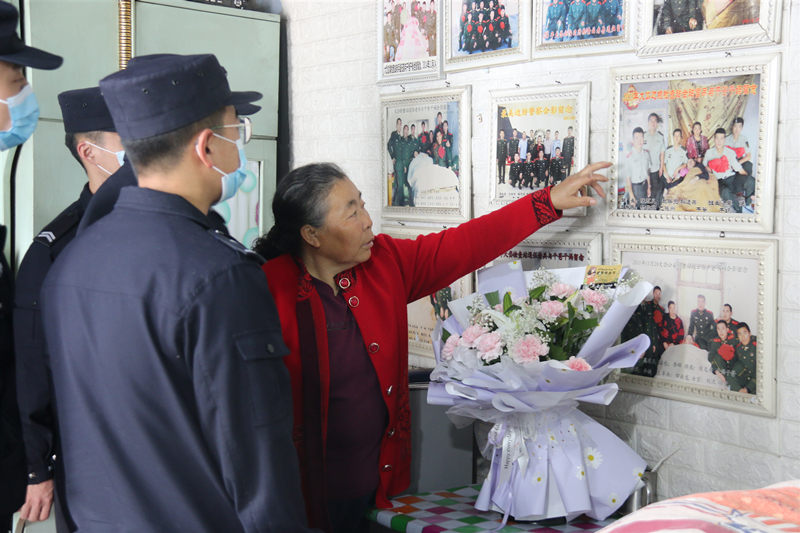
[254, 161, 608, 533]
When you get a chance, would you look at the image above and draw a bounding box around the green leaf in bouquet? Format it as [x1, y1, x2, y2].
[441, 329, 451, 342]
[572, 317, 599, 331]
[503, 292, 513, 313]
[484, 290, 500, 308]
[529, 285, 548, 301]
[549, 344, 568, 361]
[504, 305, 521, 316]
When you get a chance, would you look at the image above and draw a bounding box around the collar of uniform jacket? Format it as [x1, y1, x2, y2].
[113, 186, 215, 228]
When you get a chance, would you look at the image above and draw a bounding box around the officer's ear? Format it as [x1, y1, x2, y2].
[194, 128, 216, 168]
[76, 139, 96, 166]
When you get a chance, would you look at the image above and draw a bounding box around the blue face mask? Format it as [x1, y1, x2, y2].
[212, 133, 254, 204]
[85, 140, 125, 175]
[0, 84, 40, 151]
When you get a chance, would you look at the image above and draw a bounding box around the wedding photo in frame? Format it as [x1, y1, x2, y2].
[381, 86, 472, 223]
[637, 0, 783, 57]
[382, 224, 474, 369]
[379, 0, 443, 83]
[532, 0, 634, 58]
[488, 83, 589, 214]
[610, 234, 777, 417]
[488, 230, 602, 270]
[443, 0, 531, 72]
[607, 54, 779, 233]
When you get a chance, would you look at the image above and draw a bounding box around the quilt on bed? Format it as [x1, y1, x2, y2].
[599, 481, 800, 532]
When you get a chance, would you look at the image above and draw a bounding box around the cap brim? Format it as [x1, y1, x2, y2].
[227, 90, 262, 116]
[0, 46, 63, 70]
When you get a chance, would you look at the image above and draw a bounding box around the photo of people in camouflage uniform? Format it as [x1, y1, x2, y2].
[384, 99, 462, 209]
[619, 249, 759, 395]
[541, 0, 624, 43]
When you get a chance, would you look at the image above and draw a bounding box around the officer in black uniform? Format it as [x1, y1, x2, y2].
[549, 146, 567, 185]
[0, 4, 62, 531]
[77, 55, 240, 236]
[40, 53, 311, 533]
[14, 86, 123, 532]
[496, 129, 508, 183]
[532, 149, 549, 188]
[508, 151, 523, 188]
[562, 125, 576, 175]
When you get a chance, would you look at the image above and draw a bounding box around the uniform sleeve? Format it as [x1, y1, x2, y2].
[13, 243, 56, 483]
[728, 149, 744, 172]
[385, 187, 561, 304]
[183, 262, 313, 533]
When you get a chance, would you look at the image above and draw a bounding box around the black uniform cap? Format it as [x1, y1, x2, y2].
[99, 53, 262, 141]
[57, 87, 115, 134]
[0, 2, 62, 70]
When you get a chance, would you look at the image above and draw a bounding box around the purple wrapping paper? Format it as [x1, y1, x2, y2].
[427, 279, 654, 521]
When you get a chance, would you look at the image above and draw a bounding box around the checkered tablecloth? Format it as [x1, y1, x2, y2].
[367, 484, 615, 533]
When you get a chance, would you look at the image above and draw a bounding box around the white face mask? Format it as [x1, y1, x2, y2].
[84, 140, 125, 175]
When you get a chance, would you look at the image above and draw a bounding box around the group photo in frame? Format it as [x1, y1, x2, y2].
[381, 86, 472, 223]
[607, 54, 779, 233]
[532, 0, 634, 57]
[443, 0, 531, 71]
[488, 82, 589, 213]
[610, 234, 777, 417]
[638, 0, 783, 57]
[379, 0, 442, 83]
[382, 224, 474, 369]
[488, 230, 602, 270]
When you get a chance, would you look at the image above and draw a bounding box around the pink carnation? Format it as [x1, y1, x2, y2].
[549, 282, 575, 299]
[494, 303, 504, 311]
[460, 324, 488, 348]
[539, 299, 565, 320]
[566, 356, 592, 371]
[475, 332, 503, 362]
[580, 288, 608, 309]
[442, 334, 460, 361]
[511, 334, 549, 364]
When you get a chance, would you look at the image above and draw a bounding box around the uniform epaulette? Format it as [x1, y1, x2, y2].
[34, 203, 82, 247]
[208, 229, 265, 263]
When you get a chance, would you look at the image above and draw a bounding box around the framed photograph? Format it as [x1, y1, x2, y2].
[610, 234, 777, 417]
[488, 83, 589, 214]
[489, 230, 602, 269]
[382, 224, 475, 369]
[381, 86, 472, 223]
[443, 0, 531, 71]
[379, 0, 442, 83]
[638, 0, 783, 57]
[532, 0, 634, 58]
[607, 54, 779, 233]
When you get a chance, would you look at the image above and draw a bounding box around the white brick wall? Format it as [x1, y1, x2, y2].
[282, 0, 800, 499]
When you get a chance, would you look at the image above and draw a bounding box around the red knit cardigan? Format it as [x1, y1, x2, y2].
[261, 188, 561, 522]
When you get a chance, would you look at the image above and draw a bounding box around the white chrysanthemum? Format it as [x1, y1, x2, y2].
[575, 466, 586, 480]
[609, 493, 620, 506]
[585, 447, 603, 469]
[534, 473, 544, 483]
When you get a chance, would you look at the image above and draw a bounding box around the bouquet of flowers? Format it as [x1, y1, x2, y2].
[427, 264, 652, 523]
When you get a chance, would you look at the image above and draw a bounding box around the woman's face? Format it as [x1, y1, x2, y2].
[311, 177, 374, 270]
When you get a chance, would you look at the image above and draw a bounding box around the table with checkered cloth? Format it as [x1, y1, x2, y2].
[367, 484, 616, 533]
